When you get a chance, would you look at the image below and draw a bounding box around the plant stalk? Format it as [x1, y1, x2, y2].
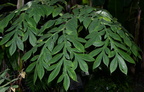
[17, 0, 24, 9]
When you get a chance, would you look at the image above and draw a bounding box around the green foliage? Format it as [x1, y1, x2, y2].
[0, 0, 141, 91]
[0, 69, 18, 92]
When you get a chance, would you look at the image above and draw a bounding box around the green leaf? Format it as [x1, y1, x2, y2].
[73, 8, 79, 15]
[0, 79, 5, 85]
[124, 36, 132, 47]
[109, 32, 122, 42]
[46, 38, 54, 52]
[66, 18, 78, 35]
[36, 63, 45, 80]
[26, 62, 36, 72]
[52, 7, 62, 17]
[117, 49, 135, 64]
[104, 47, 110, 55]
[83, 17, 91, 29]
[48, 64, 61, 83]
[110, 57, 118, 73]
[26, 17, 36, 27]
[85, 31, 98, 39]
[117, 55, 128, 75]
[77, 37, 87, 43]
[117, 30, 125, 38]
[53, 32, 59, 41]
[29, 32, 37, 46]
[57, 74, 64, 83]
[67, 68, 77, 81]
[52, 43, 64, 55]
[85, 6, 94, 13]
[111, 25, 117, 32]
[114, 41, 127, 51]
[22, 49, 33, 61]
[103, 53, 109, 67]
[77, 57, 88, 72]
[13, 15, 24, 25]
[108, 51, 115, 58]
[30, 56, 39, 62]
[9, 42, 16, 56]
[5, 24, 17, 32]
[88, 18, 98, 33]
[78, 26, 83, 33]
[64, 51, 70, 60]
[42, 61, 49, 70]
[18, 30, 24, 37]
[45, 6, 54, 16]
[35, 5, 45, 17]
[79, 54, 95, 62]
[63, 74, 70, 91]
[102, 17, 111, 22]
[0, 12, 15, 33]
[16, 37, 24, 51]
[66, 49, 72, 57]
[65, 29, 73, 35]
[40, 20, 55, 33]
[0, 31, 15, 45]
[42, 48, 52, 63]
[49, 0, 64, 5]
[0, 69, 9, 78]
[88, 19, 104, 33]
[33, 14, 41, 23]
[64, 60, 73, 67]
[5, 41, 13, 48]
[49, 53, 63, 64]
[93, 53, 103, 69]
[89, 48, 103, 57]
[58, 35, 64, 44]
[39, 5, 48, 15]
[80, 8, 87, 16]
[93, 41, 104, 47]
[46, 64, 56, 71]
[85, 37, 96, 48]
[71, 39, 85, 52]
[33, 68, 37, 84]
[79, 15, 85, 23]
[55, 18, 64, 25]
[73, 59, 78, 70]
[0, 87, 9, 92]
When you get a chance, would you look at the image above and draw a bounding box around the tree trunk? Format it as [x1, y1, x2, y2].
[17, 0, 24, 9]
